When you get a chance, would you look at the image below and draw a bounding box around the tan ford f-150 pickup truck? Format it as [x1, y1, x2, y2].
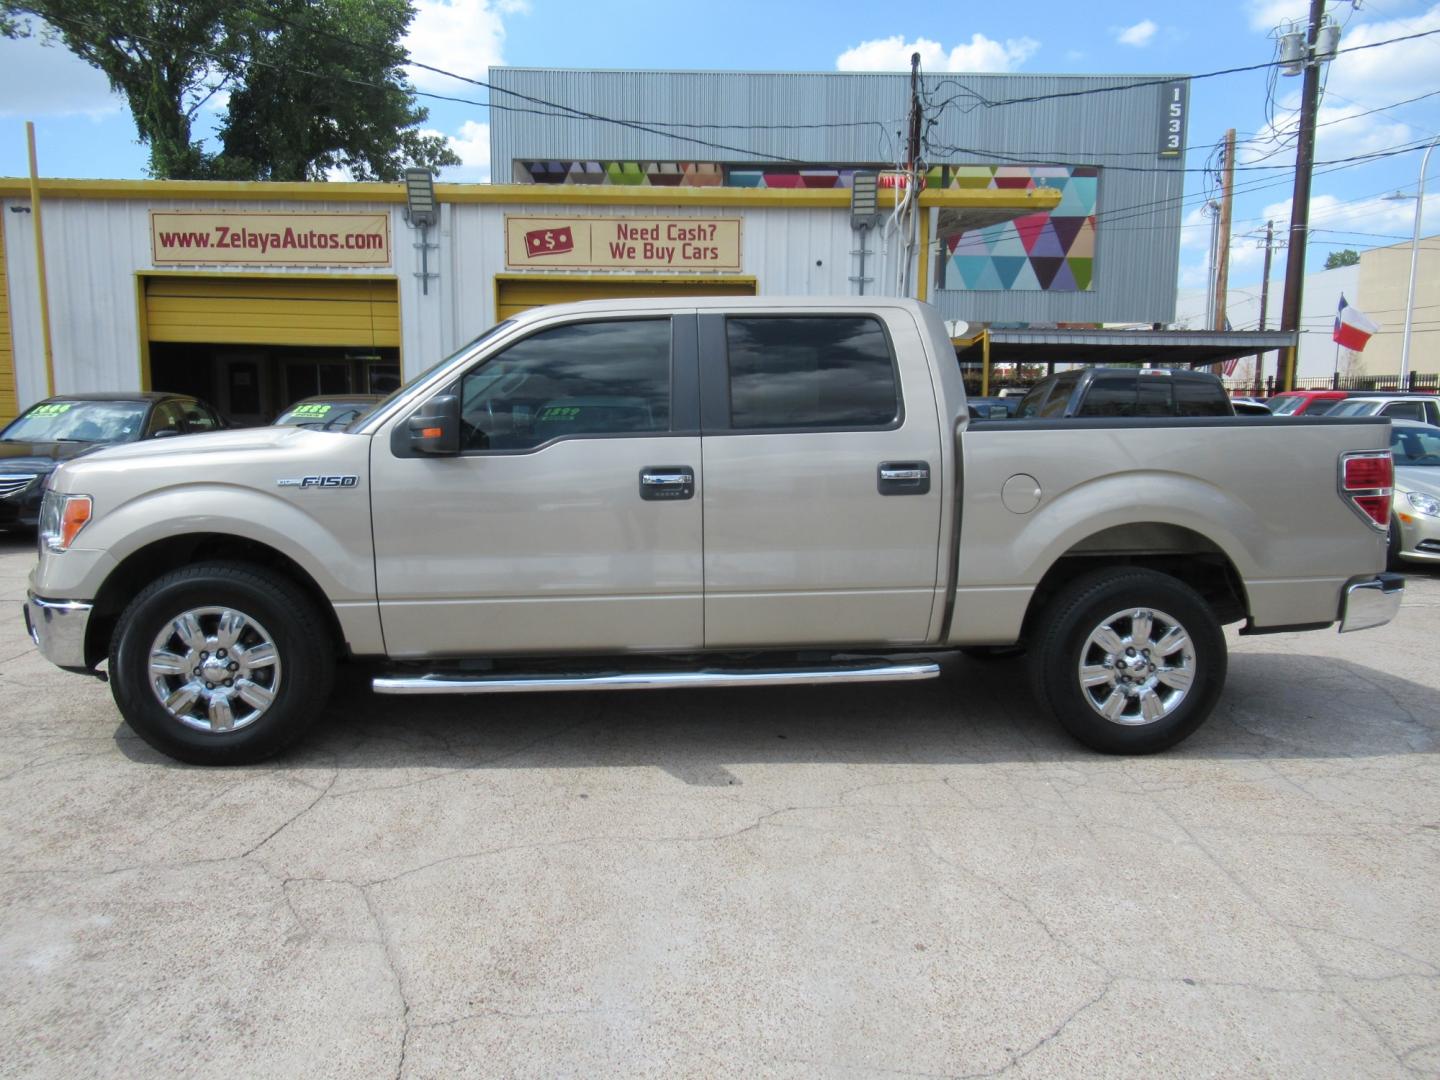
[23, 297, 1403, 764]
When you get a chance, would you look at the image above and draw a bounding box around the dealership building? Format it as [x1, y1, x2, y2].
[0, 67, 1196, 424]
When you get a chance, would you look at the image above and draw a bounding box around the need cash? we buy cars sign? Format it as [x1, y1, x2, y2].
[151, 211, 391, 266]
[504, 216, 741, 271]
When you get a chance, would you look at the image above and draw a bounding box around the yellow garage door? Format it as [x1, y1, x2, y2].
[0, 212, 17, 424]
[146, 276, 399, 348]
[496, 276, 756, 322]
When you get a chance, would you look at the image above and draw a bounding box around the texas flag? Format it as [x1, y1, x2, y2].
[1333, 295, 1380, 352]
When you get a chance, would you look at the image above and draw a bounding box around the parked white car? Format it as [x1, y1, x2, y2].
[1389, 419, 1440, 566]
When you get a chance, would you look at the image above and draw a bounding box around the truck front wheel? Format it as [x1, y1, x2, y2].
[1030, 568, 1226, 754]
[109, 562, 335, 765]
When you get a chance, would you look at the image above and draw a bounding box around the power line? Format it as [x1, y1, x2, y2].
[927, 25, 1440, 112]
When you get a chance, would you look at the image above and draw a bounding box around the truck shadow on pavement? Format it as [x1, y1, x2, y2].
[114, 648, 1440, 781]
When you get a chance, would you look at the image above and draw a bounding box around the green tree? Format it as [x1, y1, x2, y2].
[214, 0, 457, 181]
[1, 1, 459, 181]
[1325, 249, 1360, 269]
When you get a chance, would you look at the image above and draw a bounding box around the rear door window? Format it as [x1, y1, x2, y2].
[724, 316, 898, 430]
[1382, 401, 1426, 421]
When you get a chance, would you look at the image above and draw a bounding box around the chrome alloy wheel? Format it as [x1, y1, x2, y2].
[147, 607, 283, 734]
[1077, 607, 1196, 727]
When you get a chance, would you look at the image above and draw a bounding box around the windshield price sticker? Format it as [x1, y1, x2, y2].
[290, 404, 333, 417]
[28, 403, 74, 417]
[505, 215, 742, 271]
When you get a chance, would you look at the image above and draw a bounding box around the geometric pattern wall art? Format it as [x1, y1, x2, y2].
[514, 159, 1099, 293]
[940, 165, 1098, 292]
[514, 161, 870, 188]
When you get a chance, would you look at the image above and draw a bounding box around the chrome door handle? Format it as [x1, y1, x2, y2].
[639, 466, 695, 501]
[877, 461, 931, 495]
[879, 467, 928, 482]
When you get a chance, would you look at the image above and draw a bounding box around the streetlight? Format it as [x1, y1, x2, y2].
[1385, 135, 1440, 388]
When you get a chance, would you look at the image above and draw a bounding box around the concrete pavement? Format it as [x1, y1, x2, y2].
[1, 535, 1436, 1078]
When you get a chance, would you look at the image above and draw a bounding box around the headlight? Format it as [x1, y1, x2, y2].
[38, 491, 93, 554]
[1406, 491, 1440, 518]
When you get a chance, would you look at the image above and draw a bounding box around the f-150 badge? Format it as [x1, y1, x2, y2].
[277, 475, 359, 488]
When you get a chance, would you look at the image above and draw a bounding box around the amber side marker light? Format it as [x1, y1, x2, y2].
[420, 427, 443, 439]
[60, 496, 93, 548]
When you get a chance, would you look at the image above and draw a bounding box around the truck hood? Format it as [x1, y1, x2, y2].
[0, 438, 109, 473]
[78, 425, 335, 463]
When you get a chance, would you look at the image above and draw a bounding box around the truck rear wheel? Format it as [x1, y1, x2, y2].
[109, 562, 335, 765]
[1030, 568, 1226, 754]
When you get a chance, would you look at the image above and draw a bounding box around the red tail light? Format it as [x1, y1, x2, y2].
[1344, 455, 1392, 490]
[1339, 450, 1393, 530]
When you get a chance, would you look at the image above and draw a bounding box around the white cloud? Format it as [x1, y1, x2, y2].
[404, 0, 528, 91]
[0, 31, 123, 118]
[1322, 4, 1440, 109]
[427, 120, 490, 181]
[836, 33, 1039, 73]
[1248, 0, 1312, 32]
[1260, 189, 1440, 239]
[1115, 19, 1158, 47]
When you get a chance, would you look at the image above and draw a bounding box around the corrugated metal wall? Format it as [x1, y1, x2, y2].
[0, 196, 448, 403]
[489, 69, 1187, 324]
[0, 211, 16, 422]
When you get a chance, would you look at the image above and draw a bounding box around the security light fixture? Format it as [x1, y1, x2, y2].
[850, 171, 879, 230]
[404, 168, 437, 227]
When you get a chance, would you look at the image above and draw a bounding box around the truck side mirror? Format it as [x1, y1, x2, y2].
[406, 394, 461, 455]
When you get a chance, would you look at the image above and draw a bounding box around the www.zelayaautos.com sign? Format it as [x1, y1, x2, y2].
[150, 211, 391, 267]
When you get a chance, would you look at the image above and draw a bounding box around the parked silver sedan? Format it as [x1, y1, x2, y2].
[1389, 419, 1440, 566]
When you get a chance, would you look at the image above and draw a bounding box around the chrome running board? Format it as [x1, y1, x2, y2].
[372, 661, 940, 696]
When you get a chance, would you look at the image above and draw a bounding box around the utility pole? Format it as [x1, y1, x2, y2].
[1213, 128, 1237, 332]
[907, 52, 922, 170]
[903, 52, 923, 299]
[1255, 219, 1275, 396]
[1277, 0, 1328, 391]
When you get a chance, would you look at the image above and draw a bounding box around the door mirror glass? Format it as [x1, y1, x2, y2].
[406, 394, 461, 455]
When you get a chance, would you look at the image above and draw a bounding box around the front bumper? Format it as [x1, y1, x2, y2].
[22, 593, 94, 671]
[1338, 573, 1405, 634]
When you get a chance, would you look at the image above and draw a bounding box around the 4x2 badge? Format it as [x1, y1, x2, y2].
[277, 475, 360, 489]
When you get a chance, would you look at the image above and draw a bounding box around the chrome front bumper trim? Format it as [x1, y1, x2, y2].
[22, 593, 93, 670]
[1338, 573, 1405, 634]
[374, 661, 941, 696]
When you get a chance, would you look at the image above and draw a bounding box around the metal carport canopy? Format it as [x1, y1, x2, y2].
[955, 327, 1298, 370]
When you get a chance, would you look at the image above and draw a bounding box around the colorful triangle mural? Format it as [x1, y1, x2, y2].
[941, 165, 1098, 293]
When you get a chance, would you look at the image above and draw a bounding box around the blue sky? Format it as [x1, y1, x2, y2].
[1, 0, 1436, 294]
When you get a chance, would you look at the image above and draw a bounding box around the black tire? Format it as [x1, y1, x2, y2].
[1029, 567, 1226, 754]
[958, 644, 1026, 660]
[109, 561, 335, 765]
[1387, 516, 1404, 570]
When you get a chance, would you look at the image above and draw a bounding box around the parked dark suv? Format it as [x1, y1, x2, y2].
[1016, 367, 1235, 419]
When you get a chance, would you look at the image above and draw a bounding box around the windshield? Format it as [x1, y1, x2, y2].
[1392, 425, 1440, 467]
[1267, 396, 1304, 415]
[0, 400, 148, 443]
[1328, 400, 1379, 416]
[348, 320, 516, 430]
[275, 401, 375, 429]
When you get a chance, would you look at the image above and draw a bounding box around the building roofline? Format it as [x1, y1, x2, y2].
[490, 66, 1191, 81]
[0, 178, 1061, 213]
